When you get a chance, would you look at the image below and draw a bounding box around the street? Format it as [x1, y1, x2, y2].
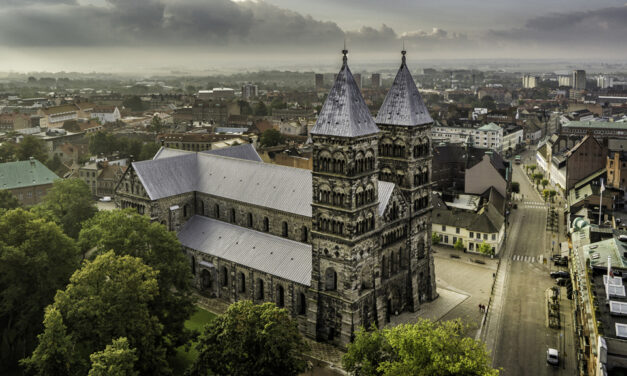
[487, 149, 576, 375]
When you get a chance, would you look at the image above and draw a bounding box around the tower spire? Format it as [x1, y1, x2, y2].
[401, 43, 406, 65]
[342, 40, 348, 65]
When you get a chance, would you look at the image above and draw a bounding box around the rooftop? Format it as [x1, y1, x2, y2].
[0, 159, 60, 190]
[563, 120, 627, 130]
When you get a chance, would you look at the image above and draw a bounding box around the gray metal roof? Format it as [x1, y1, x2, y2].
[310, 53, 379, 138]
[133, 151, 397, 218]
[202, 144, 262, 162]
[178, 216, 312, 286]
[153, 147, 194, 159]
[375, 51, 433, 126]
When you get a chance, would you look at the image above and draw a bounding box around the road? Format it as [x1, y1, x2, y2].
[488, 149, 576, 375]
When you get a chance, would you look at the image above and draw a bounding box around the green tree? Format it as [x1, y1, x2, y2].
[127, 139, 143, 161]
[24, 251, 169, 375]
[549, 190, 557, 202]
[238, 100, 253, 116]
[454, 238, 464, 251]
[20, 307, 75, 376]
[122, 96, 145, 112]
[511, 181, 520, 194]
[149, 115, 163, 133]
[260, 129, 284, 147]
[16, 135, 48, 163]
[34, 178, 97, 238]
[270, 98, 287, 111]
[139, 142, 161, 161]
[45, 154, 64, 175]
[78, 209, 195, 350]
[541, 179, 549, 190]
[528, 164, 537, 175]
[432, 232, 441, 245]
[0, 209, 79, 371]
[0, 189, 21, 210]
[542, 189, 550, 202]
[190, 301, 309, 376]
[254, 101, 268, 116]
[532, 173, 544, 187]
[478, 242, 493, 256]
[0, 141, 17, 163]
[479, 95, 496, 110]
[343, 320, 498, 376]
[88, 337, 138, 376]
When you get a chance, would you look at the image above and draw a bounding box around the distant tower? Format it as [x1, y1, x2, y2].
[315, 73, 324, 90]
[371, 73, 381, 88]
[572, 70, 586, 90]
[375, 48, 437, 307]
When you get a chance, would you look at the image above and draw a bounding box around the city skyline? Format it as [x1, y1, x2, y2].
[0, 0, 626, 73]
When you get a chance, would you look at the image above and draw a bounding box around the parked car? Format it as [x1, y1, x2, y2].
[99, 196, 112, 202]
[547, 348, 559, 366]
[550, 271, 569, 279]
[556, 278, 569, 286]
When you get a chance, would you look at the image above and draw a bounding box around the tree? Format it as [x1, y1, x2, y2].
[479, 95, 496, 111]
[432, 232, 441, 245]
[254, 101, 268, 116]
[88, 338, 138, 376]
[24, 251, 169, 375]
[260, 129, 284, 147]
[528, 164, 537, 175]
[238, 100, 253, 116]
[542, 189, 550, 202]
[16, 135, 48, 163]
[0, 141, 17, 163]
[34, 178, 97, 238]
[138, 142, 161, 161]
[511, 181, 520, 194]
[190, 301, 309, 376]
[549, 190, 557, 202]
[454, 238, 464, 251]
[532, 173, 544, 187]
[541, 179, 549, 190]
[45, 154, 64, 175]
[0, 209, 79, 372]
[149, 115, 163, 133]
[78, 209, 195, 350]
[122, 96, 145, 112]
[20, 307, 74, 376]
[343, 320, 498, 376]
[478, 242, 493, 256]
[0, 189, 21, 210]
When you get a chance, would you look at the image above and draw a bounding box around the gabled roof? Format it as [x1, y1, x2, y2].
[132, 150, 396, 218]
[477, 122, 501, 132]
[310, 51, 379, 138]
[178, 216, 312, 286]
[375, 51, 432, 127]
[0, 159, 60, 190]
[203, 144, 262, 162]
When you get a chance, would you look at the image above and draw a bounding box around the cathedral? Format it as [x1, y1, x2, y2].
[114, 49, 437, 346]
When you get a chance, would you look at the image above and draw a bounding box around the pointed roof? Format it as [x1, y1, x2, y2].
[310, 49, 379, 138]
[375, 50, 433, 126]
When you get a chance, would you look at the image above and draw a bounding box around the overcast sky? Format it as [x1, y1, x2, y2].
[0, 0, 625, 73]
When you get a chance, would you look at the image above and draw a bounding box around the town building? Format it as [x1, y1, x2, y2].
[198, 88, 235, 100]
[573, 70, 587, 90]
[607, 151, 627, 191]
[241, 83, 258, 100]
[315, 74, 324, 90]
[371, 73, 381, 88]
[157, 133, 250, 152]
[561, 121, 627, 139]
[79, 160, 127, 197]
[114, 50, 437, 347]
[0, 158, 59, 205]
[465, 152, 509, 198]
[90, 106, 121, 124]
[37, 104, 79, 128]
[558, 75, 572, 87]
[522, 74, 538, 89]
[0, 113, 30, 132]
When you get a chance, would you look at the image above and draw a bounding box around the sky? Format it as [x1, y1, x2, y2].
[0, 0, 625, 73]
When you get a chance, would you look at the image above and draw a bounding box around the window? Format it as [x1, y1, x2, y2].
[191, 256, 196, 276]
[276, 285, 285, 307]
[469, 243, 474, 251]
[444, 235, 449, 243]
[483, 234, 488, 240]
[247, 213, 253, 227]
[453, 237, 457, 244]
[442, 225, 446, 231]
[263, 217, 269, 232]
[301, 226, 308, 242]
[476, 233, 481, 239]
[297, 293, 307, 315]
[282, 221, 288, 237]
[469, 232, 474, 238]
[456, 227, 460, 234]
[183, 204, 188, 217]
[215, 204, 220, 219]
[238, 272, 246, 293]
[256, 279, 265, 300]
[230, 208, 236, 223]
[221, 266, 228, 287]
[325, 268, 337, 291]
[492, 234, 496, 241]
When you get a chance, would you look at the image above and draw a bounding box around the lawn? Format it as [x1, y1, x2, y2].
[172, 306, 217, 375]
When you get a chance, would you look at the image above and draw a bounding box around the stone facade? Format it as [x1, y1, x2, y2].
[114, 51, 437, 348]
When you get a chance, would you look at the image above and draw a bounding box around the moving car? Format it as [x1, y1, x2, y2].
[547, 348, 559, 366]
[550, 271, 569, 279]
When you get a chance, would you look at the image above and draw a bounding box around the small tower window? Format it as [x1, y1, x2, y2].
[324, 268, 337, 291]
[263, 217, 269, 232]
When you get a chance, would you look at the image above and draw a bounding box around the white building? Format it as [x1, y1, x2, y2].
[558, 75, 572, 87]
[90, 106, 121, 124]
[596, 75, 614, 89]
[241, 83, 258, 100]
[522, 74, 538, 89]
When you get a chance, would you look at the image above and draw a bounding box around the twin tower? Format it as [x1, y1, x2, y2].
[307, 49, 437, 346]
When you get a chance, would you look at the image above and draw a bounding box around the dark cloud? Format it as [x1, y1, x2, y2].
[488, 6, 627, 46]
[1, 0, 77, 5]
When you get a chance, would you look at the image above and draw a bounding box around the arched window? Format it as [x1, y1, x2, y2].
[215, 204, 220, 219]
[301, 226, 308, 242]
[382, 255, 388, 279]
[221, 266, 228, 287]
[183, 204, 188, 218]
[230, 208, 236, 223]
[297, 292, 307, 315]
[201, 269, 212, 290]
[263, 217, 269, 232]
[238, 272, 246, 293]
[191, 256, 196, 276]
[282, 221, 288, 237]
[324, 268, 337, 291]
[256, 279, 265, 300]
[247, 213, 253, 227]
[276, 285, 285, 307]
[199, 201, 204, 216]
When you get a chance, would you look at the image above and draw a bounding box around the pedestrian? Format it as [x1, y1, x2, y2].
[478, 303, 482, 312]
